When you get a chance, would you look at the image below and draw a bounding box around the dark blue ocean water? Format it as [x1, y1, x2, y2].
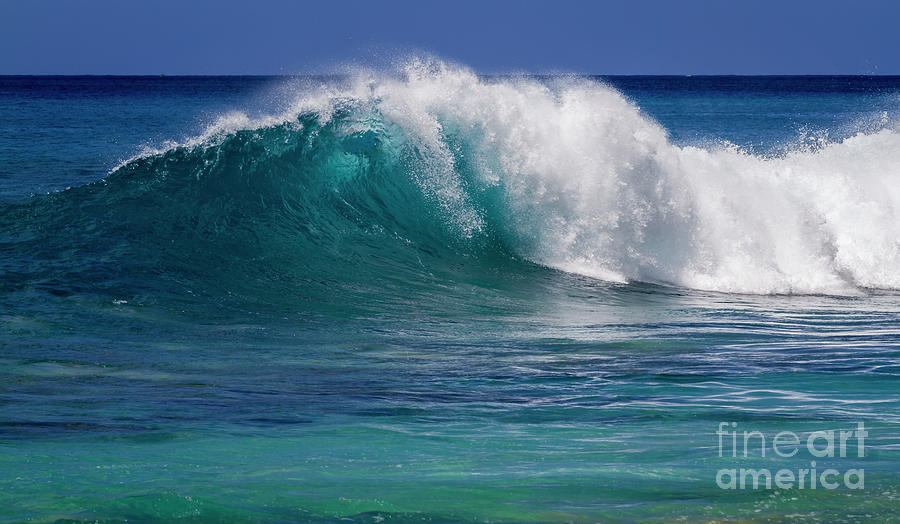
[2, 69, 900, 523]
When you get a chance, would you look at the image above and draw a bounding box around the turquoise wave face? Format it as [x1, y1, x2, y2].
[0, 106, 531, 319]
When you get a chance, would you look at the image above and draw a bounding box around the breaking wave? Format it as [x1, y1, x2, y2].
[4, 59, 900, 303]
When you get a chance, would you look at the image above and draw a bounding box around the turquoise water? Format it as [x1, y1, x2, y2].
[2, 63, 900, 522]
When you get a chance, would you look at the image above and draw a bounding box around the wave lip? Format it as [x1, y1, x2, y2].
[5, 59, 900, 298]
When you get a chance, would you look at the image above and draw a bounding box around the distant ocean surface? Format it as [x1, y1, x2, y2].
[2, 62, 900, 522]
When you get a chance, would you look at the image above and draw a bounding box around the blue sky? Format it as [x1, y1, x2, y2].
[2, 0, 899, 75]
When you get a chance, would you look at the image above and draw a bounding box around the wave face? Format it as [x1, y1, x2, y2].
[4, 60, 900, 300]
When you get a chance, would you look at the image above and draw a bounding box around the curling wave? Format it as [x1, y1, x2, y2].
[4, 59, 900, 300]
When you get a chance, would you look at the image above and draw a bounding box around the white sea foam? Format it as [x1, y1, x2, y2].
[362, 59, 900, 294]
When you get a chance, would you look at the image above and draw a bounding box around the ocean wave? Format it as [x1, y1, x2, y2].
[4, 59, 900, 297]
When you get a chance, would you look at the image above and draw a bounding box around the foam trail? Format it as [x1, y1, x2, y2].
[121, 59, 900, 295]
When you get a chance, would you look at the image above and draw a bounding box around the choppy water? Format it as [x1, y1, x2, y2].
[2, 62, 900, 522]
